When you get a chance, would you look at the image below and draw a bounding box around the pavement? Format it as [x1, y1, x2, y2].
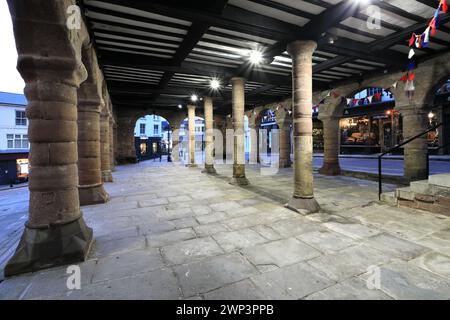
[0, 160, 449, 300]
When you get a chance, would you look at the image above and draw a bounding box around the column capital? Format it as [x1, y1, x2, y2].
[231, 77, 246, 86]
[187, 104, 196, 111]
[287, 40, 317, 57]
[204, 96, 213, 105]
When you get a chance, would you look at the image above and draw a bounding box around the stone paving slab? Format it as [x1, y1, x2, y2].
[1, 161, 450, 300]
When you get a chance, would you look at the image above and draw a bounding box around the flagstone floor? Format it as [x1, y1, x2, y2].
[0, 161, 450, 300]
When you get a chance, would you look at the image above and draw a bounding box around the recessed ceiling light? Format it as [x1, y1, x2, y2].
[178, 104, 182, 109]
[191, 94, 198, 102]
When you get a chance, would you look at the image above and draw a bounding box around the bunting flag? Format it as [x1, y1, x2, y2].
[326, 91, 331, 97]
[440, 0, 448, 13]
[346, 98, 352, 105]
[367, 96, 374, 104]
[408, 33, 416, 47]
[408, 49, 415, 59]
[392, 82, 398, 89]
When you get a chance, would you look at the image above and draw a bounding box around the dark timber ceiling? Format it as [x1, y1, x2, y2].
[80, 0, 450, 114]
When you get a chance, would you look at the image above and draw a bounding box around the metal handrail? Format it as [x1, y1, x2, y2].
[378, 122, 443, 200]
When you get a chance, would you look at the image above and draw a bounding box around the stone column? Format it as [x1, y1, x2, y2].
[318, 116, 341, 175]
[399, 106, 429, 181]
[277, 116, 292, 168]
[100, 113, 113, 182]
[5, 0, 93, 276]
[116, 116, 137, 164]
[109, 116, 115, 171]
[286, 40, 320, 214]
[187, 105, 197, 167]
[78, 88, 110, 205]
[202, 97, 217, 174]
[171, 124, 181, 162]
[230, 77, 250, 185]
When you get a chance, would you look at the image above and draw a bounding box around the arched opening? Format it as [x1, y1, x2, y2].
[431, 77, 450, 154]
[312, 104, 323, 153]
[244, 115, 250, 162]
[340, 87, 398, 154]
[179, 116, 205, 164]
[134, 114, 172, 162]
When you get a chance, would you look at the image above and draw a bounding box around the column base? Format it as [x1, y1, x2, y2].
[116, 157, 137, 165]
[79, 184, 110, 206]
[202, 165, 217, 174]
[279, 160, 292, 168]
[285, 196, 320, 215]
[229, 176, 250, 186]
[102, 170, 113, 182]
[318, 163, 341, 176]
[4, 216, 93, 277]
[186, 163, 198, 168]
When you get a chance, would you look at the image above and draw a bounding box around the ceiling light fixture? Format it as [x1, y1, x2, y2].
[178, 104, 182, 109]
[191, 94, 198, 102]
[249, 50, 263, 65]
[210, 79, 221, 90]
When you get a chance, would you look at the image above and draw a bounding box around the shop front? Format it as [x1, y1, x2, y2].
[431, 79, 450, 155]
[135, 136, 162, 161]
[340, 89, 399, 155]
[0, 151, 29, 185]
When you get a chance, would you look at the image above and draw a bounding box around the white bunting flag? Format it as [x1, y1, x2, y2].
[392, 82, 398, 89]
[408, 48, 415, 59]
[367, 96, 374, 104]
[346, 98, 352, 105]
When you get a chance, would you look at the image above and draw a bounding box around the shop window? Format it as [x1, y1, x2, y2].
[152, 142, 158, 153]
[340, 117, 378, 146]
[15, 110, 27, 126]
[140, 123, 146, 135]
[140, 142, 147, 155]
[16, 158, 29, 179]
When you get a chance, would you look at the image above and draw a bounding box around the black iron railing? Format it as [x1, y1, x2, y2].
[378, 123, 443, 200]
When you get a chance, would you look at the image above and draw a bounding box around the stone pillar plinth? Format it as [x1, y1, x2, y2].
[187, 105, 197, 167]
[318, 116, 341, 176]
[202, 97, 217, 174]
[248, 124, 259, 164]
[116, 116, 137, 164]
[286, 40, 320, 214]
[77, 96, 110, 205]
[399, 106, 429, 181]
[4, 0, 93, 276]
[101, 114, 113, 182]
[230, 77, 249, 185]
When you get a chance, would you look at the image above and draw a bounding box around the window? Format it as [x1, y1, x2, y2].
[140, 123, 146, 135]
[153, 125, 159, 135]
[7, 134, 13, 149]
[153, 115, 158, 120]
[7, 134, 28, 149]
[16, 110, 27, 126]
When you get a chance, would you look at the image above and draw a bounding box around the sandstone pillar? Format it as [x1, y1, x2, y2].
[202, 97, 217, 174]
[171, 125, 181, 162]
[318, 116, 341, 175]
[286, 40, 320, 214]
[399, 106, 429, 181]
[230, 77, 249, 185]
[116, 116, 137, 164]
[277, 117, 292, 168]
[109, 116, 115, 171]
[187, 105, 197, 167]
[5, 0, 93, 276]
[100, 113, 113, 182]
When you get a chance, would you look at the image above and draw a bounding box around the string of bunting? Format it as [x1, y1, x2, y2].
[314, 0, 448, 108]
[405, 0, 448, 98]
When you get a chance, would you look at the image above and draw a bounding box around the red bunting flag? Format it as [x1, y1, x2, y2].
[408, 72, 415, 81]
[440, 0, 448, 13]
[429, 17, 437, 36]
[408, 33, 415, 47]
[399, 74, 408, 82]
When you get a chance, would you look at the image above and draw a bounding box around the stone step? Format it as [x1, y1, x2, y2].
[380, 191, 397, 206]
[429, 173, 450, 188]
[410, 180, 450, 197]
[396, 187, 415, 201]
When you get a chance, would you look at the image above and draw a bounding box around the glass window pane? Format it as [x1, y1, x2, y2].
[7, 134, 13, 139]
[7, 141, 13, 148]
